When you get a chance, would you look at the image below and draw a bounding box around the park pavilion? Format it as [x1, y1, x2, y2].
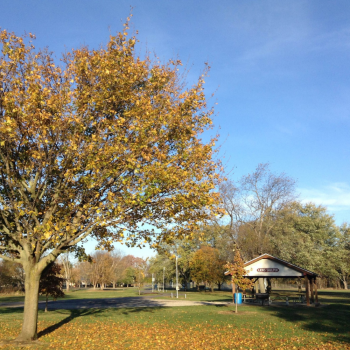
[236, 254, 318, 306]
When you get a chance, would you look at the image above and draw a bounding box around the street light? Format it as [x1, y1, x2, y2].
[138, 269, 141, 295]
[175, 255, 179, 298]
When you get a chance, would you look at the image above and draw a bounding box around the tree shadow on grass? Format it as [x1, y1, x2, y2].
[37, 309, 103, 338]
[198, 298, 232, 303]
[0, 306, 23, 314]
[271, 303, 350, 345]
[37, 306, 165, 338]
[119, 306, 165, 316]
[213, 304, 231, 308]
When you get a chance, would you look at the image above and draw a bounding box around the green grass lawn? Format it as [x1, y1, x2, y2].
[0, 287, 232, 304]
[1, 289, 350, 349]
[0, 287, 142, 304]
[148, 290, 233, 301]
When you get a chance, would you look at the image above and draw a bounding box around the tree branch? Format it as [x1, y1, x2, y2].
[0, 253, 21, 263]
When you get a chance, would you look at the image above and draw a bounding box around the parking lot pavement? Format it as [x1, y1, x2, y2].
[0, 297, 231, 310]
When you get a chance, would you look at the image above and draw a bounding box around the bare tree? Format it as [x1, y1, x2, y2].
[110, 251, 124, 288]
[86, 252, 115, 289]
[58, 252, 74, 292]
[220, 163, 296, 258]
[76, 261, 91, 288]
[219, 180, 241, 232]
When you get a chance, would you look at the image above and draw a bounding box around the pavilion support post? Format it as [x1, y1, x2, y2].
[310, 277, 314, 304]
[304, 275, 310, 306]
[314, 277, 319, 304]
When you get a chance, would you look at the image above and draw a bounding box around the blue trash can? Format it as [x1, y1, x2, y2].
[234, 293, 242, 304]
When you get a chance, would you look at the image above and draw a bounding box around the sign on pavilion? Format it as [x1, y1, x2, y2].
[243, 254, 318, 306]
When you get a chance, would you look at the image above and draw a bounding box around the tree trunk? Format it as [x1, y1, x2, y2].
[217, 282, 221, 291]
[16, 267, 41, 341]
[100, 283, 104, 290]
[266, 278, 272, 294]
[232, 281, 235, 303]
[45, 295, 48, 312]
[310, 278, 314, 304]
[314, 278, 319, 304]
[66, 279, 70, 292]
[297, 278, 302, 292]
[234, 283, 238, 313]
[113, 282, 116, 289]
[342, 279, 348, 290]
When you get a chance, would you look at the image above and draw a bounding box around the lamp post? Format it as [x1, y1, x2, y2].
[176, 255, 179, 298]
[138, 269, 141, 295]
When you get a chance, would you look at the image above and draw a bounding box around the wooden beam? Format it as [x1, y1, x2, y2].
[304, 275, 310, 306]
[314, 277, 319, 304]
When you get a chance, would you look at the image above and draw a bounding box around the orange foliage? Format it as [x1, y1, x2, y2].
[225, 250, 253, 292]
[190, 246, 227, 290]
[0, 23, 220, 264]
[0, 17, 221, 340]
[0, 319, 346, 350]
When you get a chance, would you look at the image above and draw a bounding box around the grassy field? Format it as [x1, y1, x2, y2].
[0, 288, 350, 349]
[0, 288, 140, 304]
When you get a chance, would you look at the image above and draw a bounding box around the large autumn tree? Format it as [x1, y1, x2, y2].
[0, 20, 220, 342]
[190, 245, 227, 292]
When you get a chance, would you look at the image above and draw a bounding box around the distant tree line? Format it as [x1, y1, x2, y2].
[73, 252, 147, 289]
[0, 251, 147, 293]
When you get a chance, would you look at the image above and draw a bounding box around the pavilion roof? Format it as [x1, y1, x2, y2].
[243, 254, 317, 277]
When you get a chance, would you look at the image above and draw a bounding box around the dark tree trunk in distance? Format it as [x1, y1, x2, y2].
[45, 295, 48, 312]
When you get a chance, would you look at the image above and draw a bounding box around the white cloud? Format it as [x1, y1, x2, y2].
[299, 182, 350, 215]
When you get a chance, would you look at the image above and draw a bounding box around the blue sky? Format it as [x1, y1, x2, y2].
[1, 1, 350, 258]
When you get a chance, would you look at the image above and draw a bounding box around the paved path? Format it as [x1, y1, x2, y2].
[0, 297, 231, 310]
